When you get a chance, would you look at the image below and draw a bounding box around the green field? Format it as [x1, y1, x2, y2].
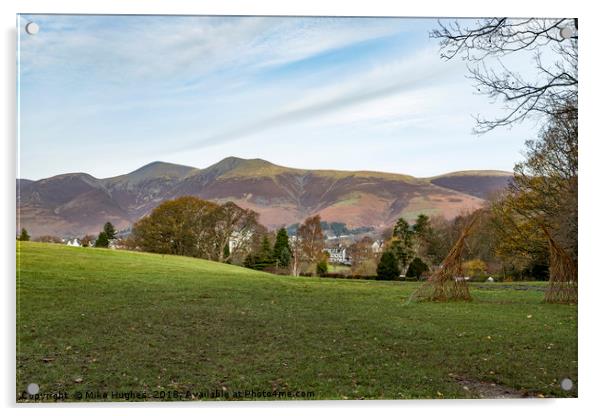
[16, 242, 577, 401]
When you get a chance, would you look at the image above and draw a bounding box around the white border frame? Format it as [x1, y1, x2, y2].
[3, 1, 600, 416]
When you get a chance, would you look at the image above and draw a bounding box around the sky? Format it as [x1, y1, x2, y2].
[17, 14, 541, 180]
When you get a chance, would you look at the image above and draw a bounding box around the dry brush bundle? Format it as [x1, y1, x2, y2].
[410, 214, 480, 302]
[542, 228, 577, 304]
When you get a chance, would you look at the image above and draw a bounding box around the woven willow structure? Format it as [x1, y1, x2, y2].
[411, 215, 479, 302]
[543, 228, 577, 304]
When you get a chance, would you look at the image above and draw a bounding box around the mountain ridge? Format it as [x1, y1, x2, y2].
[17, 159, 512, 183]
[17, 157, 513, 237]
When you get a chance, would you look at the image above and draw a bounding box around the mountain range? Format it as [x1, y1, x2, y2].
[16, 157, 512, 238]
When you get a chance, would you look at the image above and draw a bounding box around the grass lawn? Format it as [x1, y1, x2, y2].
[327, 264, 352, 274]
[16, 242, 577, 401]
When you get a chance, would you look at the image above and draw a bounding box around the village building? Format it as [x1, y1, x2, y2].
[228, 230, 253, 253]
[324, 245, 352, 265]
[66, 238, 82, 247]
[108, 239, 123, 249]
[371, 240, 384, 254]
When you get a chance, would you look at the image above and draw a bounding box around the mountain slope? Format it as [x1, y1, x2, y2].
[17, 158, 512, 237]
[428, 170, 512, 199]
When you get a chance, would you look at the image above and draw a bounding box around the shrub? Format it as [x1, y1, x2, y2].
[352, 259, 377, 276]
[316, 260, 328, 277]
[322, 273, 346, 279]
[244, 253, 274, 271]
[34, 235, 62, 244]
[376, 251, 400, 280]
[18, 228, 30, 241]
[462, 259, 487, 279]
[406, 257, 430, 279]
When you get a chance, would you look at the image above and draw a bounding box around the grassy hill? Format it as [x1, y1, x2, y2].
[16, 242, 577, 401]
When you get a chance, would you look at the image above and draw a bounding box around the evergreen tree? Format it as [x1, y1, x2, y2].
[18, 228, 30, 241]
[258, 236, 274, 267]
[412, 214, 439, 264]
[377, 251, 401, 280]
[413, 214, 430, 235]
[272, 228, 292, 268]
[95, 231, 109, 248]
[103, 222, 117, 240]
[390, 217, 415, 273]
[245, 236, 275, 270]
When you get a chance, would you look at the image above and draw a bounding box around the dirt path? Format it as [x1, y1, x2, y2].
[449, 373, 541, 399]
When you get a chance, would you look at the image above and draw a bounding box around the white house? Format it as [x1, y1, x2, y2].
[371, 240, 384, 254]
[228, 230, 254, 253]
[66, 238, 81, 247]
[324, 246, 351, 265]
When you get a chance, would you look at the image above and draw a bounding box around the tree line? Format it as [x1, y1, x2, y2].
[17, 222, 116, 247]
[127, 197, 263, 263]
[125, 200, 330, 277]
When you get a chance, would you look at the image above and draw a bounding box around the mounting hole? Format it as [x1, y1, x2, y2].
[560, 378, 573, 391]
[26, 383, 40, 395]
[25, 22, 39, 35]
[560, 27, 574, 39]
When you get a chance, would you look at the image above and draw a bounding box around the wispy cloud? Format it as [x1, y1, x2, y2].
[19, 15, 406, 85]
[17, 15, 536, 180]
[175, 47, 459, 150]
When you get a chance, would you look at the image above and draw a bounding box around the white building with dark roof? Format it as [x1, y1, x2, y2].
[371, 240, 384, 254]
[324, 246, 351, 265]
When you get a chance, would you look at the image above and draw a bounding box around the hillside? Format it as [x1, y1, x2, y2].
[16, 157, 512, 237]
[16, 242, 577, 400]
[428, 170, 513, 199]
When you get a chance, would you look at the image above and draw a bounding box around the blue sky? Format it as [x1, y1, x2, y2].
[18, 15, 539, 180]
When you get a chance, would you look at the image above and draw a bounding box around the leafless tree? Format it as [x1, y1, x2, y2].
[431, 18, 577, 133]
[290, 236, 302, 277]
[297, 215, 325, 273]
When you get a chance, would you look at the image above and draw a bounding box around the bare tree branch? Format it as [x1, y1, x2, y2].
[431, 18, 578, 133]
